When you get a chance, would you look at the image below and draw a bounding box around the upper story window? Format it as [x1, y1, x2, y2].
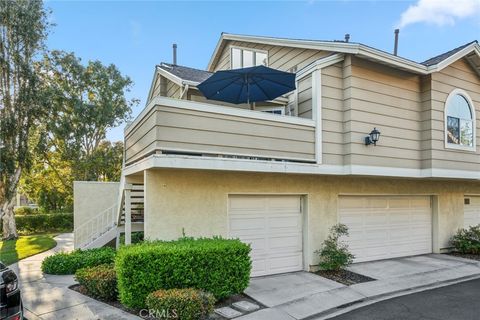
[445, 89, 476, 151]
[231, 47, 268, 69]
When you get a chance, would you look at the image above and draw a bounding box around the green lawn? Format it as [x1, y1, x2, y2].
[0, 234, 57, 266]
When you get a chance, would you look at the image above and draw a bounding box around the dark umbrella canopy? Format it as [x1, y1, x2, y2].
[197, 65, 296, 104]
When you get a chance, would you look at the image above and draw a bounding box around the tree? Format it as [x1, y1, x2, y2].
[0, 0, 50, 239]
[39, 51, 136, 182]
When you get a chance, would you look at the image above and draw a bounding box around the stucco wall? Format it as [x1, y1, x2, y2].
[143, 168, 480, 269]
[73, 181, 120, 244]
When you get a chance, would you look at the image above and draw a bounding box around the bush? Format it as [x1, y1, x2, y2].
[115, 237, 251, 309]
[42, 247, 116, 275]
[315, 224, 354, 271]
[75, 264, 118, 301]
[146, 288, 215, 320]
[451, 225, 480, 254]
[15, 213, 73, 233]
[14, 207, 38, 215]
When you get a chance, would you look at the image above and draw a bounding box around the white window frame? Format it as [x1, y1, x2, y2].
[256, 105, 285, 115]
[444, 88, 476, 152]
[230, 46, 269, 69]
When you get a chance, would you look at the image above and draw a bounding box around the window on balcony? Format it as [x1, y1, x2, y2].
[445, 89, 475, 151]
[231, 47, 268, 68]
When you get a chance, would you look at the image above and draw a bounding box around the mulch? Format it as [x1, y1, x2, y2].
[70, 284, 264, 320]
[315, 269, 376, 286]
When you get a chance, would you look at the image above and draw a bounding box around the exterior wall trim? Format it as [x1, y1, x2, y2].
[311, 69, 322, 164]
[123, 154, 480, 180]
[296, 53, 345, 80]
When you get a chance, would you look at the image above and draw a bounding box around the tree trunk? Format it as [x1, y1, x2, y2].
[1, 196, 18, 240]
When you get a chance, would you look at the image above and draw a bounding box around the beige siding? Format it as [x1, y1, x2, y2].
[429, 58, 480, 171]
[125, 100, 316, 165]
[322, 62, 345, 166]
[212, 40, 329, 73]
[345, 57, 423, 169]
[297, 74, 312, 118]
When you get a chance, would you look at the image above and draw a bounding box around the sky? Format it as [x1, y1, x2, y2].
[45, 0, 480, 142]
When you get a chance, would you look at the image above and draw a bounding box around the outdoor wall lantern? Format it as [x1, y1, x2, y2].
[365, 128, 381, 146]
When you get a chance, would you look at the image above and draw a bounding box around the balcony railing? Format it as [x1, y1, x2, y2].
[125, 97, 316, 165]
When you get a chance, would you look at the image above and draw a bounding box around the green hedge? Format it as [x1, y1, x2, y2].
[14, 207, 39, 215]
[146, 288, 215, 320]
[115, 237, 251, 308]
[42, 247, 116, 275]
[15, 213, 73, 233]
[75, 264, 118, 301]
[451, 225, 480, 254]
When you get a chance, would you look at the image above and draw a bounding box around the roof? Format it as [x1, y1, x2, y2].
[207, 33, 480, 76]
[158, 63, 212, 83]
[421, 41, 478, 66]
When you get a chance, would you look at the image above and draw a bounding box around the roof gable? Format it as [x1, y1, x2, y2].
[207, 33, 480, 77]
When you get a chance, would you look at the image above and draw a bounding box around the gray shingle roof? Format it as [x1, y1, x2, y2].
[158, 63, 212, 83]
[421, 41, 477, 66]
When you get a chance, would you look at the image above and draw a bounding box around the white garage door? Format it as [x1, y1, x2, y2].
[228, 195, 303, 277]
[339, 196, 432, 263]
[464, 196, 480, 227]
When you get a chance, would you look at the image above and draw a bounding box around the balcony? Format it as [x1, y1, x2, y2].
[124, 97, 316, 166]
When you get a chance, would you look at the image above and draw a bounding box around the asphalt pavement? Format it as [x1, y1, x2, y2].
[329, 278, 480, 320]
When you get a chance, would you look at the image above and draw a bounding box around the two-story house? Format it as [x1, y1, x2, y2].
[74, 33, 480, 277]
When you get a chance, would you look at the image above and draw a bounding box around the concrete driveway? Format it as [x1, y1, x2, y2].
[241, 254, 480, 320]
[347, 254, 476, 280]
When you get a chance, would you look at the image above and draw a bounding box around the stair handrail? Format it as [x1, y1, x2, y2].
[75, 203, 118, 248]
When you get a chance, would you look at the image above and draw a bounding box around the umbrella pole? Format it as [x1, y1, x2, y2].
[247, 77, 254, 110]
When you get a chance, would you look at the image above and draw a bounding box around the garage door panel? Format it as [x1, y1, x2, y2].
[229, 195, 303, 277]
[339, 196, 432, 262]
[229, 197, 266, 211]
[269, 234, 302, 251]
[229, 216, 266, 231]
[268, 253, 303, 273]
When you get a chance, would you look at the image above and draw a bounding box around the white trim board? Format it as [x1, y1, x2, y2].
[123, 154, 480, 181]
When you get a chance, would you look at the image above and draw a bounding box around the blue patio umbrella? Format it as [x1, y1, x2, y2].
[197, 65, 296, 105]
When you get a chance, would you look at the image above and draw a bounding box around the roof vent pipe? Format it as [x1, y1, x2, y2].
[344, 34, 350, 43]
[393, 29, 399, 56]
[173, 43, 177, 65]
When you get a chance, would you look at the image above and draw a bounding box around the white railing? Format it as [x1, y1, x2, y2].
[116, 172, 126, 225]
[75, 204, 118, 249]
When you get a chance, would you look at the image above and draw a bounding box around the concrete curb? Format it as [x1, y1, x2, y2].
[307, 273, 480, 320]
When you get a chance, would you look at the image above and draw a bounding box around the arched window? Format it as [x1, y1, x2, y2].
[445, 89, 476, 151]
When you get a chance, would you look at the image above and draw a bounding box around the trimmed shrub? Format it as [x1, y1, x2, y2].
[146, 288, 214, 320]
[15, 213, 73, 233]
[315, 224, 354, 271]
[115, 237, 251, 309]
[75, 264, 118, 301]
[451, 225, 480, 254]
[42, 247, 116, 275]
[14, 207, 38, 215]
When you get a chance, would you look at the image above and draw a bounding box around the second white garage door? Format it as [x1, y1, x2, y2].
[229, 195, 303, 277]
[339, 196, 432, 263]
[464, 196, 480, 227]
